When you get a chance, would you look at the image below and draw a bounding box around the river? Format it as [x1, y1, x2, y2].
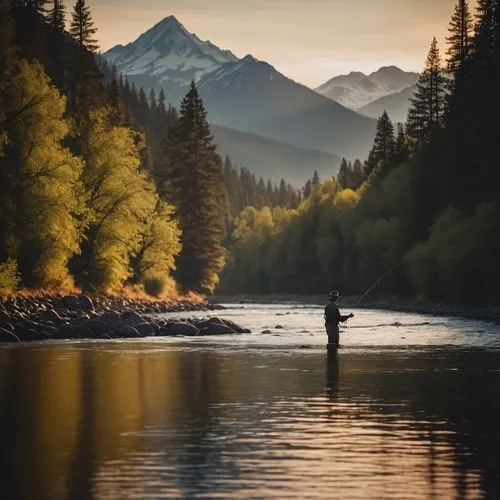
[0, 303, 499, 499]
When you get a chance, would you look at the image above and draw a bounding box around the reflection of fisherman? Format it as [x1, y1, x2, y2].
[324, 291, 354, 349]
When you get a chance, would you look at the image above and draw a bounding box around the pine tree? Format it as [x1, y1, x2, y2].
[47, 0, 65, 30]
[312, 170, 320, 189]
[394, 123, 410, 163]
[351, 159, 364, 189]
[70, 0, 98, 53]
[155, 82, 228, 292]
[407, 37, 447, 142]
[446, 0, 473, 81]
[337, 158, 350, 189]
[364, 111, 396, 177]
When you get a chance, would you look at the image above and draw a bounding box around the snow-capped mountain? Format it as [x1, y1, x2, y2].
[315, 66, 419, 110]
[104, 16, 377, 161]
[103, 16, 237, 92]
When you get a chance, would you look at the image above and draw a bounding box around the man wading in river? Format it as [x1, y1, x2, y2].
[325, 291, 354, 349]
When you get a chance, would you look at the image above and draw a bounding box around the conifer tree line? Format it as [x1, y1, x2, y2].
[223, 157, 302, 216]
[220, 0, 500, 304]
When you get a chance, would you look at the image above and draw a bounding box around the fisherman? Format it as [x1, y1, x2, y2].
[325, 290, 354, 349]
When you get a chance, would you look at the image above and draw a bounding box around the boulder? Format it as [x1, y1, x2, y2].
[149, 322, 161, 334]
[87, 319, 108, 337]
[78, 294, 94, 311]
[117, 325, 141, 338]
[222, 319, 252, 334]
[122, 311, 145, 327]
[35, 309, 64, 324]
[0, 310, 11, 324]
[168, 322, 200, 336]
[100, 310, 122, 326]
[18, 328, 40, 342]
[70, 315, 90, 327]
[62, 295, 81, 310]
[0, 327, 21, 343]
[135, 322, 154, 337]
[200, 323, 237, 335]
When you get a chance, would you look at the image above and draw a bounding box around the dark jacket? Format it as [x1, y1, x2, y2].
[324, 303, 350, 326]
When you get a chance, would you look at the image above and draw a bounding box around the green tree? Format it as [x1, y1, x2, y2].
[70, 0, 98, 53]
[364, 111, 396, 178]
[407, 37, 447, 142]
[337, 158, 350, 189]
[446, 0, 473, 81]
[155, 82, 228, 292]
[47, 0, 66, 31]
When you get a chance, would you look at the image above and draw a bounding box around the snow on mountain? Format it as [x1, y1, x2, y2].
[315, 66, 419, 110]
[103, 16, 237, 89]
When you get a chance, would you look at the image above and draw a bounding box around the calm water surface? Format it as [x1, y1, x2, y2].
[1, 304, 500, 499]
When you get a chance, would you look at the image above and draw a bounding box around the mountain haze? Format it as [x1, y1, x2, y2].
[103, 16, 376, 163]
[212, 125, 340, 186]
[316, 66, 419, 111]
[358, 84, 417, 124]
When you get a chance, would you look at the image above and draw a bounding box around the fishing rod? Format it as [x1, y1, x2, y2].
[352, 260, 405, 310]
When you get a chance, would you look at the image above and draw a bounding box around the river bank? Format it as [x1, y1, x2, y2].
[0, 293, 249, 344]
[209, 295, 500, 324]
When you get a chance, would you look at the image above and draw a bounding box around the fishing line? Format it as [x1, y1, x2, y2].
[352, 260, 405, 310]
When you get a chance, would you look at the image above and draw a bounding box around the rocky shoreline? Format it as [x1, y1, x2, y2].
[0, 294, 250, 344]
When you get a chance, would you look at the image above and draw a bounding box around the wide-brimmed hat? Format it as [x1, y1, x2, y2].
[327, 290, 343, 300]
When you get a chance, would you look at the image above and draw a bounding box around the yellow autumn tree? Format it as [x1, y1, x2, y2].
[81, 108, 175, 292]
[0, 59, 84, 289]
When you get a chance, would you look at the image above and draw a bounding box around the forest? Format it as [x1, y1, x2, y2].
[1, 0, 499, 305]
[218, 0, 500, 305]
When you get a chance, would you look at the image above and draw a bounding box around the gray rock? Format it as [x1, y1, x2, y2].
[70, 315, 90, 327]
[87, 319, 108, 336]
[74, 325, 94, 339]
[118, 325, 141, 338]
[0, 310, 11, 324]
[100, 310, 122, 326]
[122, 311, 145, 327]
[275, 325, 284, 329]
[135, 322, 154, 337]
[262, 330, 272, 334]
[36, 309, 64, 324]
[0, 327, 21, 343]
[150, 322, 161, 334]
[168, 322, 200, 336]
[78, 294, 94, 311]
[222, 319, 251, 334]
[200, 324, 236, 335]
[62, 295, 80, 310]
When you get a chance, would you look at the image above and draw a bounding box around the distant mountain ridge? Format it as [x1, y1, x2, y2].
[212, 125, 340, 186]
[315, 66, 419, 111]
[358, 84, 417, 124]
[103, 15, 376, 170]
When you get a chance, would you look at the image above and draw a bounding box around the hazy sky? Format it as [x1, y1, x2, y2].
[68, 0, 475, 87]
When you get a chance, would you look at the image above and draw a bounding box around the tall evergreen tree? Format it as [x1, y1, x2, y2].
[446, 0, 473, 81]
[155, 82, 228, 292]
[337, 158, 350, 189]
[407, 37, 447, 142]
[364, 111, 396, 177]
[351, 159, 364, 189]
[70, 0, 98, 53]
[47, 0, 65, 30]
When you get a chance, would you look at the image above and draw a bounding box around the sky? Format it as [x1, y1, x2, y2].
[66, 0, 475, 88]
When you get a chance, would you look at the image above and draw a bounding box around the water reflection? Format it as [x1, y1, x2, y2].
[0, 343, 499, 499]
